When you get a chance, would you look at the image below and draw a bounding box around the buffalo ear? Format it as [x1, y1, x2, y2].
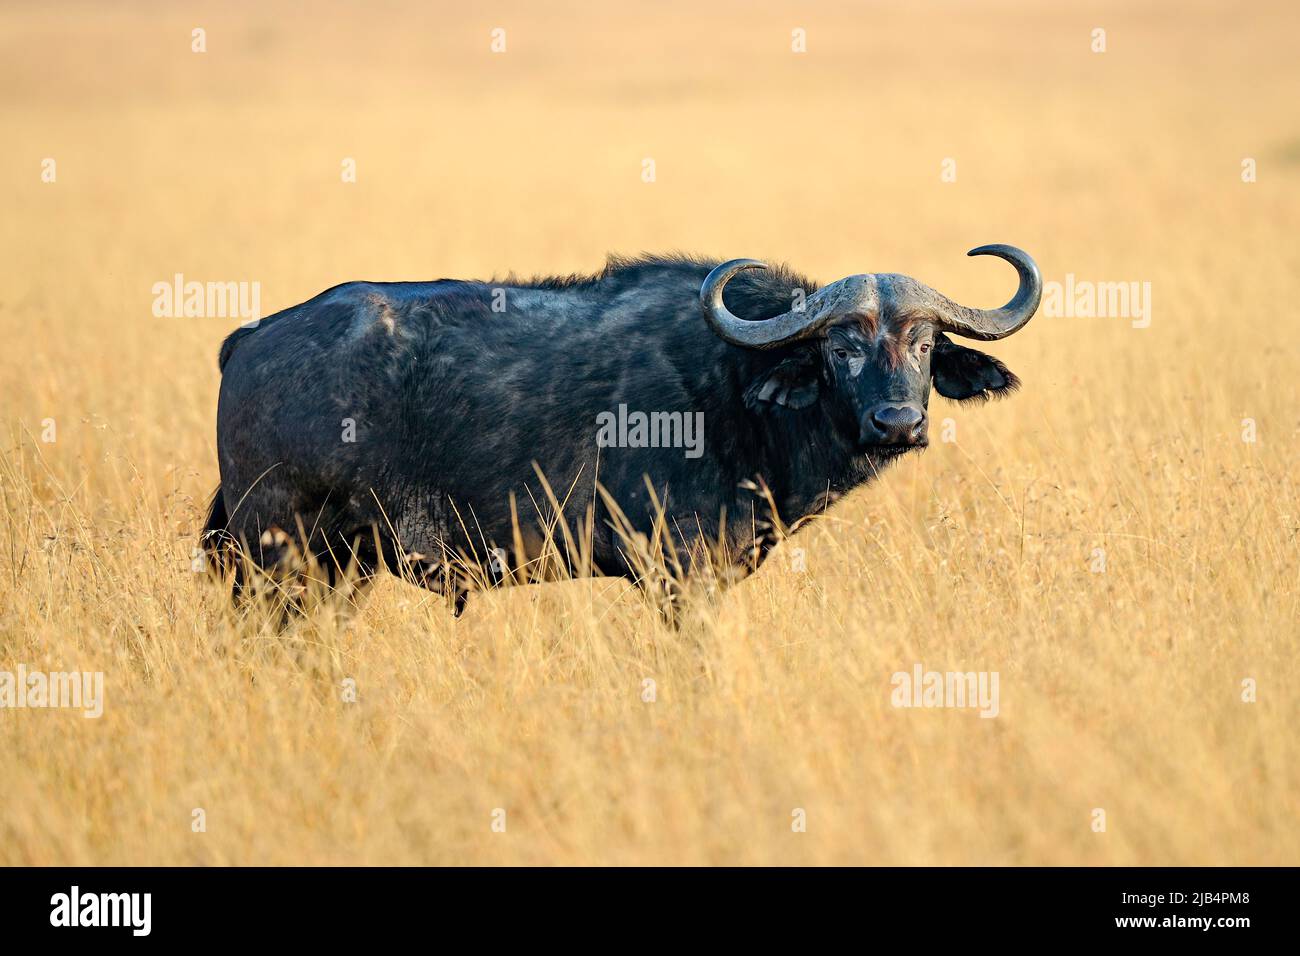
[931, 333, 1020, 403]
[744, 351, 820, 411]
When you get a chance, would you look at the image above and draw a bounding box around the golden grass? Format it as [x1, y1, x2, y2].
[1, 0, 1297, 865]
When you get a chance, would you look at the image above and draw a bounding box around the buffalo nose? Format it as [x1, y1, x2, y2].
[864, 404, 926, 445]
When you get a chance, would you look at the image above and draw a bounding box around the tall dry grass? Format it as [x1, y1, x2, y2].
[1, 0, 1297, 864]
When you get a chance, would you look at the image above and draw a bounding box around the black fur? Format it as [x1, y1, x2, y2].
[205, 255, 1021, 613]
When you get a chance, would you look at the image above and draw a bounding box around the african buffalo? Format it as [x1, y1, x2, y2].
[202, 244, 1041, 615]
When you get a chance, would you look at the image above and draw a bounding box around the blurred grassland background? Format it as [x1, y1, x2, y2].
[1, 0, 1297, 864]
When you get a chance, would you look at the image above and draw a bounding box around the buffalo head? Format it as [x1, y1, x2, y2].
[701, 244, 1040, 457]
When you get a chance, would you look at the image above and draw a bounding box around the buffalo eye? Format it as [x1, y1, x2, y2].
[833, 347, 849, 359]
[919, 342, 932, 354]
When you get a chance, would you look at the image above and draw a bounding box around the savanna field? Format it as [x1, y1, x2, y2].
[1, 0, 1297, 865]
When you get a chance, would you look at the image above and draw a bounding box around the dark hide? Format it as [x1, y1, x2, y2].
[205, 255, 1021, 611]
